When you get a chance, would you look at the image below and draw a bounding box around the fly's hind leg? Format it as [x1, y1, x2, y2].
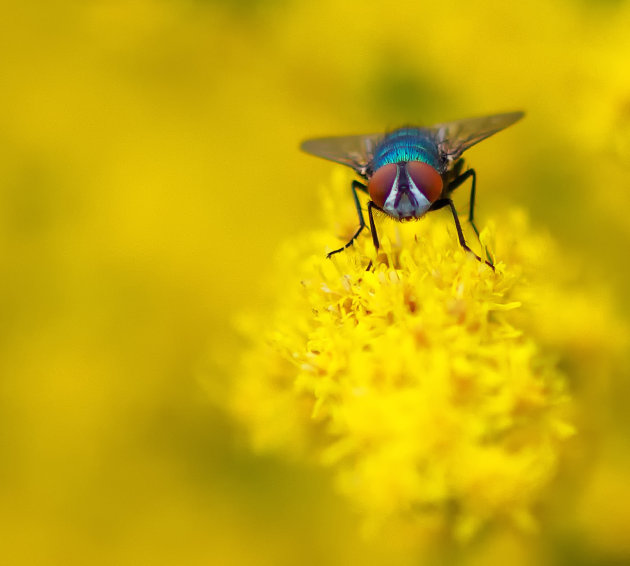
[447, 168, 494, 266]
[327, 180, 369, 258]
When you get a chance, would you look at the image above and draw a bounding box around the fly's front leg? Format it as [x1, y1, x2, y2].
[447, 168, 494, 265]
[367, 201, 381, 251]
[327, 180, 368, 258]
[363, 201, 384, 271]
[430, 198, 494, 270]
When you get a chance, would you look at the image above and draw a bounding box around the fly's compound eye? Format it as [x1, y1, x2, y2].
[367, 163, 398, 208]
[406, 161, 443, 203]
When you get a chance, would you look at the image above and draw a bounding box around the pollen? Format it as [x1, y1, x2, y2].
[229, 174, 579, 542]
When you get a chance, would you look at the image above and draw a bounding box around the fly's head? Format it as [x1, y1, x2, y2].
[367, 162, 443, 220]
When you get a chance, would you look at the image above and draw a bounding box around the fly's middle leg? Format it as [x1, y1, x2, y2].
[430, 198, 494, 270]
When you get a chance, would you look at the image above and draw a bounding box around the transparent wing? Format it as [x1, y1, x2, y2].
[430, 111, 525, 163]
[300, 133, 382, 175]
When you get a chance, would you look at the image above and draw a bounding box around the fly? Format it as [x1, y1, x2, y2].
[301, 111, 525, 268]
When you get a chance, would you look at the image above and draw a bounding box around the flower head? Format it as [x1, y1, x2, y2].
[230, 173, 584, 542]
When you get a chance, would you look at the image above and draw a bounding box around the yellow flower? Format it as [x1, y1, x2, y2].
[230, 172, 582, 542]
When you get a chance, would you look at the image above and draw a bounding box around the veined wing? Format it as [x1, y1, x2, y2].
[430, 111, 525, 164]
[300, 133, 382, 176]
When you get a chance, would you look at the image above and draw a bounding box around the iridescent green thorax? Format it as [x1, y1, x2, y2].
[372, 128, 441, 172]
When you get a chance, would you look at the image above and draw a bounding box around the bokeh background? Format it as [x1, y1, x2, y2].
[1, 1, 630, 564]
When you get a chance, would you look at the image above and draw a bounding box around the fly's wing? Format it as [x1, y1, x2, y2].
[430, 111, 525, 167]
[300, 133, 382, 176]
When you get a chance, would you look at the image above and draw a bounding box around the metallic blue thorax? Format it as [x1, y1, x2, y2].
[372, 128, 441, 172]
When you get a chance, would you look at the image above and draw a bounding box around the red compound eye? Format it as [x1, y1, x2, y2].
[367, 163, 397, 207]
[406, 161, 443, 203]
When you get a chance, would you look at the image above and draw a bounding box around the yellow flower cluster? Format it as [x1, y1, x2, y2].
[232, 174, 577, 541]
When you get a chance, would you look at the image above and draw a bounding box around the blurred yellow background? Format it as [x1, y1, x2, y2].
[1, 0, 629, 564]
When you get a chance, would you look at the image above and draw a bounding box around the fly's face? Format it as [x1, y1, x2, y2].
[367, 161, 443, 220]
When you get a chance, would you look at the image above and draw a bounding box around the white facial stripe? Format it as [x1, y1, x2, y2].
[383, 166, 401, 213]
[383, 165, 431, 219]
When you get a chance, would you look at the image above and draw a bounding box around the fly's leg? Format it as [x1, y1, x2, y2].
[448, 168, 482, 238]
[327, 180, 369, 258]
[367, 201, 381, 250]
[363, 201, 383, 271]
[430, 198, 494, 270]
[447, 168, 494, 265]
